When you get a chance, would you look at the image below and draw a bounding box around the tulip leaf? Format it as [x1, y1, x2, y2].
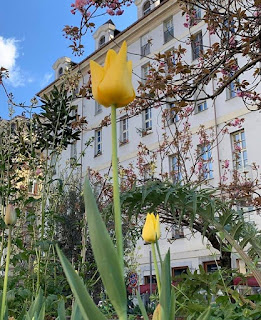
[136, 291, 149, 320]
[57, 299, 66, 320]
[71, 301, 84, 320]
[56, 246, 106, 320]
[83, 178, 127, 318]
[159, 250, 171, 320]
[196, 306, 212, 319]
[169, 287, 176, 320]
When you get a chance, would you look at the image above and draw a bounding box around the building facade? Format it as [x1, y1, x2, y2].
[37, 0, 261, 288]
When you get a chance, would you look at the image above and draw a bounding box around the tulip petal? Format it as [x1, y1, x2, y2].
[104, 49, 117, 72]
[90, 61, 104, 103]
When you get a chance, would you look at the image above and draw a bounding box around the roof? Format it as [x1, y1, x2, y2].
[103, 19, 115, 26]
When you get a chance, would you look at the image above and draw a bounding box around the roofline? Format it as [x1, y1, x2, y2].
[36, 0, 171, 96]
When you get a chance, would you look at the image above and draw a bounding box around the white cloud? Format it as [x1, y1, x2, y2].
[40, 72, 53, 87]
[0, 36, 30, 87]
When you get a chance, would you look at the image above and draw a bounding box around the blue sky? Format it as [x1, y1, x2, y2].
[0, 0, 136, 119]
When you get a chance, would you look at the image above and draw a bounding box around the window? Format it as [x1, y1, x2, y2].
[164, 49, 176, 73]
[141, 63, 150, 84]
[171, 225, 184, 239]
[99, 35, 105, 48]
[163, 17, 174, 43]
[120, 117, 129, 145]
[94, 129, 102, 156]
[203, 261, 220, 273]
[226, 80, 237, 99]
[70, 142, 77, 166]
[141, 33, 151, 56]
[58, 67, 63, 77]
[172, 266, 188, 277]
[143, 1, 151, 16]
[198, 144, 213, 179]
[231, 130, 247, 169]
[191, 31, 203, 60]
[196, 101, 207, 113]
[167, 103, 179, 124]
[144, 275, 157, 284]
[143, 107, 152, 133]
[95, 101, 102, 115]
[170, 156, 182, 182]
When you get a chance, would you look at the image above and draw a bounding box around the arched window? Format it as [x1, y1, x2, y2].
[143, 1, 151, 16]
[58, 67, 63, 76]
[99, 35, 106, 48]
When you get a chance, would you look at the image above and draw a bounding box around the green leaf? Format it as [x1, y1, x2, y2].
[169, 287, 176, 320]
[71, 301, 84, 320]
[57, 299, 66, 320]
[136, 291, 149, 320]
[83, 178, 127, 318]
[160, 250, 171, 320]
[27, 288, 45, 319]
[56, 246, 106, 320]
[196, 306, 211, 319]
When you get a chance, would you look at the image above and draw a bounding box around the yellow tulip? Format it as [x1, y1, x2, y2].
[90, 41, 135, 108]
[4, 204, 17, 226]
[142, 213, 160, 243]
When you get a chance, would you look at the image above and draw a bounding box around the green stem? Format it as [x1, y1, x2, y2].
[0, 227, 12, 320]
[151, 242, 161, 295]
[111, 105, 124, 272]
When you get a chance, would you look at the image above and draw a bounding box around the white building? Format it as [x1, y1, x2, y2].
[37, 0, 261, 288]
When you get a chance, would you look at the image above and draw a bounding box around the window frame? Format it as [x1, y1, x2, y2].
[95, 101, 103, 115]
[203, 260, 220, 273]
[169, 155, 182, 183]
[191, 31, 203, 60]
[99, 35, 106, 48]
[141, 33, 151, 56]
[142, 107, 153, 134]
[163, 17, 174, 43]
[172, 266, 188, 278]
[231, 129, 247, 170]
[198, 144, 213, 180]
[196, 101, 207, 113]
[119, 116, 129, 145]
[94, 129, 102, 156]
[143, 1, 151, 16]
[141, 63, 151, 84]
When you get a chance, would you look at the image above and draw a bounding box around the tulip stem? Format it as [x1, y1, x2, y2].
[151, 242, 161, 295]
[0, 227, 12, 320]
[111, 105, 124, 273]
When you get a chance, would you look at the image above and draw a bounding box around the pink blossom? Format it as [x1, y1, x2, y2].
[229, 36, 236, 47]
[107, 8, 115, 15]
[184, 23, 189, 28]
[198, 161, 203, 170]
[234, 144, 241, 152]
[224, 160, 229, 168]
[237, 91, 244, 97]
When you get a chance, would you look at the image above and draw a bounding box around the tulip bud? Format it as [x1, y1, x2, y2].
[4, 204, 17, 226]
[142, 213, 160, 243]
